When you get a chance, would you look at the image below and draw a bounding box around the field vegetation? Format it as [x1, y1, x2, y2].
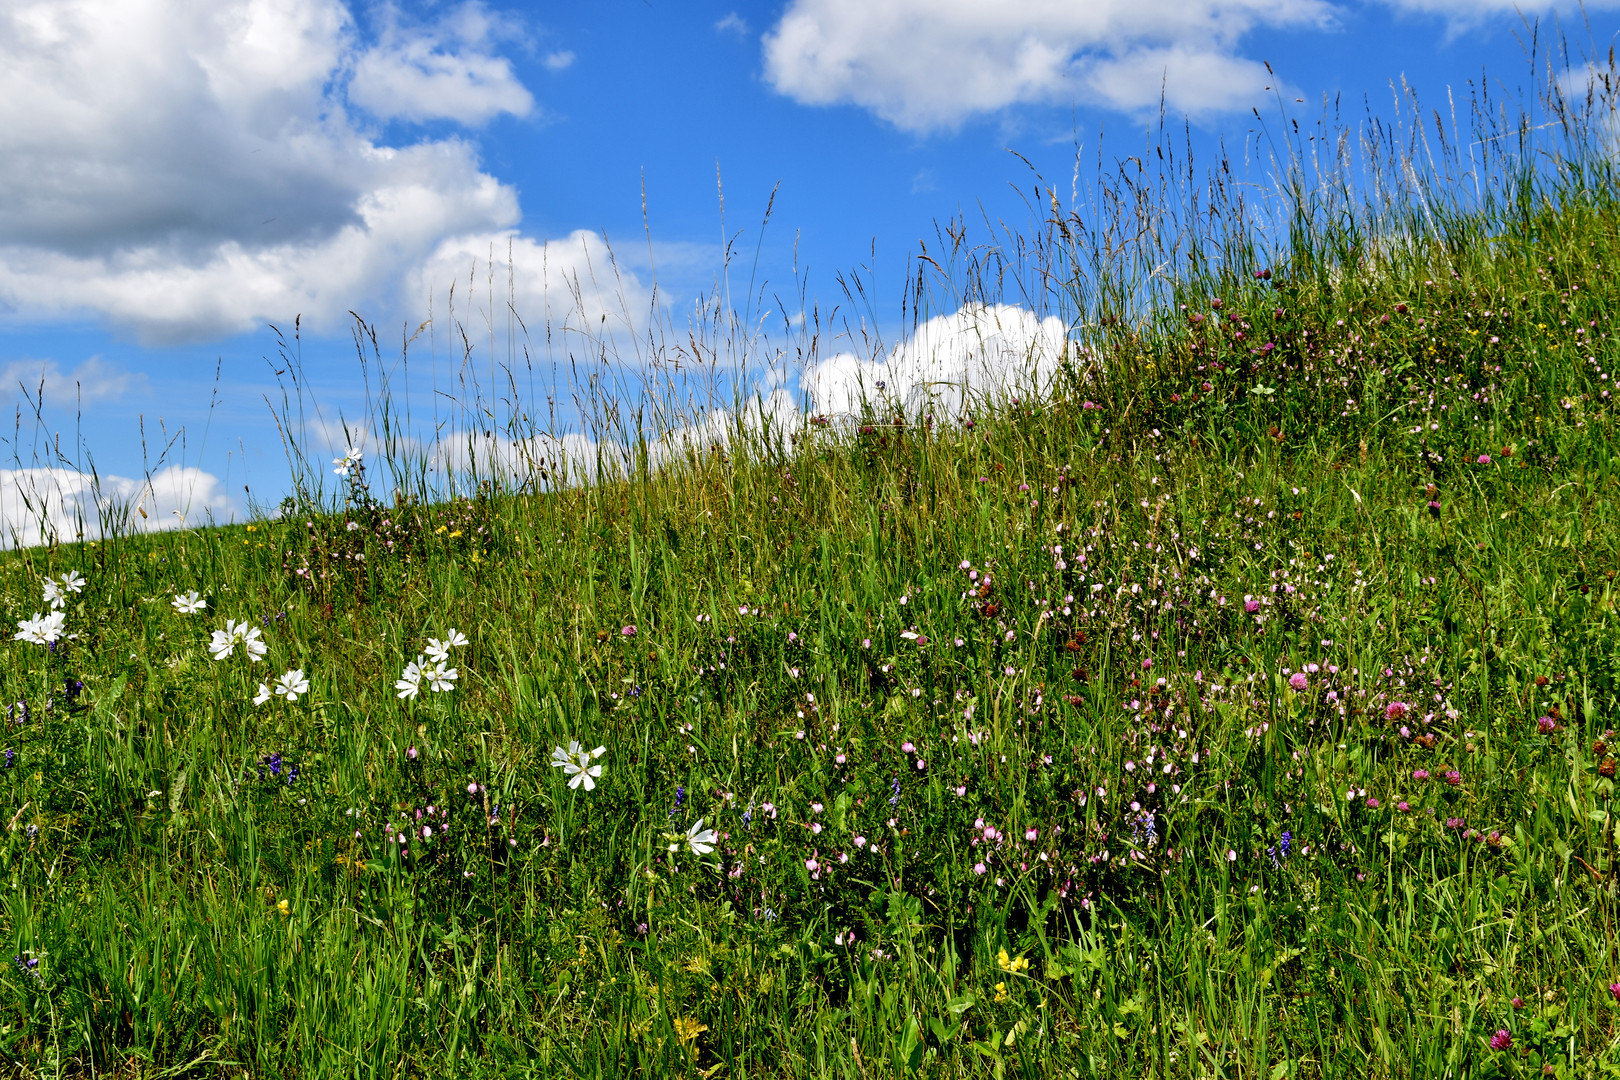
[2, 56, 1620, 1079]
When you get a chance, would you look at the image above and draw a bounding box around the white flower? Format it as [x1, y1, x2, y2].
[253, 682, 272, 706]
[13, 611, 65, 645]
[427, 662, 458, 693]
[171, 590, 206, 615]
[274, 669, 311, 702]
[684, 819, 718, 856]
[333, 448, 363, 477]
[395, 657, 426, 700]
[209, 619, 266, 661]
[60, 571, 85, 595]
[42, 579, 65, 610]
[425, 629, 469, 663]
[557, 743, 606, 790]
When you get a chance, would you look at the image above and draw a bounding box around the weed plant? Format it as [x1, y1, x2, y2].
[2, 57, 1620, 1080]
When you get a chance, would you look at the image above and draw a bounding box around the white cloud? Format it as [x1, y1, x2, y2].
[411, 228, 652, 339]
[0, 0, 535, 343]
[762, 0, 1333, 130]
[803, 304, 1076, 418]
[0, 465, 237, 548]
[716, 13, 749, 35]
[543, 50, 575, 71]
[349, 3, 535, 124]
[0, 356, 143, 406]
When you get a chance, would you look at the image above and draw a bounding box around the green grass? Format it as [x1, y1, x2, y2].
[5, 75, 1620, 1078]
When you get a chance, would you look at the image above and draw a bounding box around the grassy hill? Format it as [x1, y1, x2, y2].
[4, 83, 1620, 1078]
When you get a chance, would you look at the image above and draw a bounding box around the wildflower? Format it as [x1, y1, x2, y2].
[171, 590, 206, 614]
[622, 625, 637, 637]
[1512, 997, 1526, 1009]
[1488, 1029, 1511, 1051]
[684, 820, 718, 856]
[406, 746, 418, 760]
[1444, 770, 1461, 786]
[42, 579, 65, 610]
[1289, 672, 1309, 691]
[552, 743, 607, 790]
[274, 669, 310, 702]
[13, 612, 65, 646]
[395, 657, 426, 700]
[1609, 983, 1620, 1003]
[277, 898, 291, 917]
[1385, 702, 1408, 721]
[1537, 715, 1557, 734]
[1477, 454, 1492, 466]
[209, 620, 266, 661]
[427, 662, 459, 693]
[333, 448, 363, 476]
[1413, 769, 1430, 781]
[253, 682, 272, 706]
[424, 630, 469, 663]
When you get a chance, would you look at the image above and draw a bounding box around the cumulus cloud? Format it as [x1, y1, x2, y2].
[411, 228, 652, 339]
[349, 3, 535, 124]
[0, 356, 144, 406]
[803, 304, 1076, 418]
[0, 0, 535, 343]
[762, 0, 1332, 130]
[0, 465, 237, 548]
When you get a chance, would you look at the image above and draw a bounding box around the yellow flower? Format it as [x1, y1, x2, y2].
[276, 898, 290, 916]
[997, 948, 1030, 974]
[994, 982, 1009, 1003]
[449, 530, 463, 539]
[673, 1017, 707, 1044]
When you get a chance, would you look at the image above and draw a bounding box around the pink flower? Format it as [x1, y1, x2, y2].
[1025, 828, 1039, 840]
[1609, 983, 1620, 1003]
[1477, 454, 1492, 465]
[1289, 672, 1309, 691]
[1538, 715, 1557, 734]
[1413, 769, 1430, 781]
[1445, 770, 1462, 786]
[1512, 997, 1526, 1009]
[1385, 702, 1408, 721]
[973, 862, 986, 875]
[1245, 598, 1261, 613]
[621, 625, 636, 636]
[1489, 1029, 1512, 1051]
[901, 742, 915, 754]
[805, 858, 819, 872]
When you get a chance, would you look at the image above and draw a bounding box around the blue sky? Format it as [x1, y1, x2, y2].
[0, 0, 1612, 540]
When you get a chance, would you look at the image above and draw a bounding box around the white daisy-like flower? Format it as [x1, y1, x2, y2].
[395, 657, 426, 700]
[209, 619, 265, 661]
[42, 579, 65, 610]
[171, 590, 206, 615]
[560, 746, 606, 791]
[241, 626, 267, 661]
[424, 629, 470, 663]
[550, 741, 584, 769]
[253, 682, 272, 706]
[684, 819, 718, 856]
[333, 448, 363, 477]
[59, 571, 85, 595]
[427, 662, 458, 693]
[13, 611, 65, 646]
[274, 669, 310, 702]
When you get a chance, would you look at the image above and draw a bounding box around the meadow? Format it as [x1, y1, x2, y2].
[2, 67, 1620, 1079]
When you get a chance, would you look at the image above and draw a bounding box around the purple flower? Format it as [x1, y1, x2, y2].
[1245, 598, 1261, 614]
[621, 625, 636, 637]
[1609, 983, 1620, 1003]
[1537, 715, 1557, 734]
[1444, 770, 1462, 786]
[1512, 997, 1526, 1009]
[1477, 454, 1492, 465]
[1413, 769, 1430, 781]
[1385, 702, 1408, 721]
[1488, 1029, 1512, 1051]
[1289, 672, 1309, 691]
[1365, 798, 1380, 809]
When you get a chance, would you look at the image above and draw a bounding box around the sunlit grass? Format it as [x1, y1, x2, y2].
[2, 68, 1620, 1078]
